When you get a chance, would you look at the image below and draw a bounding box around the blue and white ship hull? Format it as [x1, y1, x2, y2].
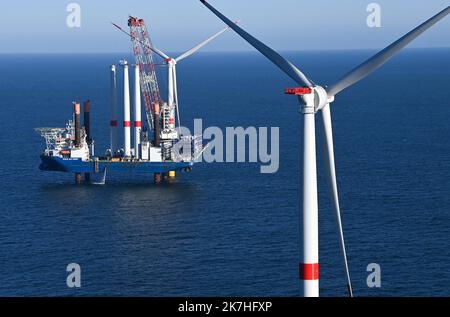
[39, 155, 194, 174]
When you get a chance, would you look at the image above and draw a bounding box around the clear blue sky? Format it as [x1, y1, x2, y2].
[0, 0, 449, 53]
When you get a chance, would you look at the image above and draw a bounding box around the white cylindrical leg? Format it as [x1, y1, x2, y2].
[173, 65, 181, 134]
[123, 62, 131, 157]
[301, 104, 319, 297]
[110, 65, 118, 153]
[134, 64, 141, 158]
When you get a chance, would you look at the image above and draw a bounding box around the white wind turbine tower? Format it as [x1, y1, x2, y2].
[113, 22, 235, 131]
[200, 0, 450, 297]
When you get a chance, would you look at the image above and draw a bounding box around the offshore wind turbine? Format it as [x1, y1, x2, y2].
[112, 22, 234, 130]
[200, 0, 450, 297]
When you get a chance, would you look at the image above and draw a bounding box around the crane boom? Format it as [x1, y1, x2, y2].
[127, 16, 163, 131]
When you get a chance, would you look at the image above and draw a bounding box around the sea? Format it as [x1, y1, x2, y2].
[0, 48, 449, 296]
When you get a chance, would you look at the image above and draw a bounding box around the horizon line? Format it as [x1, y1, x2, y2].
[0, 46, 449, 55]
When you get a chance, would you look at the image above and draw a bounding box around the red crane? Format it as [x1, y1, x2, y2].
[114, 17, 163, 141]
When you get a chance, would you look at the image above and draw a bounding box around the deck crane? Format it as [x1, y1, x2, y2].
[112, 17, 235, 149]
[127, 17, 164, 147]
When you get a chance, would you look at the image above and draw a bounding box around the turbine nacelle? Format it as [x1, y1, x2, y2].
[285, 85, 329, 112]
[313, 86, 329, 111]
[165, 58, 177, 66]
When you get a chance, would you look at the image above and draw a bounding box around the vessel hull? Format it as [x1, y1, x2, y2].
[39, 155, 194, 174]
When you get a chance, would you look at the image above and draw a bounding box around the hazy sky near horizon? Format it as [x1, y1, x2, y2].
[0, 0, 448, 53]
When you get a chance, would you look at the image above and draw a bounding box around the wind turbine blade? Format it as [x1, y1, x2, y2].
[320, 104, 353, 297]
[175, 25, 233, 62]
[327, 6, 450, 97]
[151, 47, 170, 60]
[199, 0, 313, 87]
[111, 22, 170, 59]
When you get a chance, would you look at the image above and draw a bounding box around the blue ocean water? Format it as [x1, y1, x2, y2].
[0, 49, 449, 296]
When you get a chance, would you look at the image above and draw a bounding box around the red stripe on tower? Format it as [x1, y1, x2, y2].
[123, 121, 131, 127]
[134, 121, 141, 127]
[299, 263, 319, 280]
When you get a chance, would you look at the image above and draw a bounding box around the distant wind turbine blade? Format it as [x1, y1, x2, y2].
[175, 25, 233, 62]
[151, 46, 171, 60]
[327, 6, 450, 97]
[320, 104, 353, 297]
[199, 0, 313, 87]
[111, 22, 170, 60]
